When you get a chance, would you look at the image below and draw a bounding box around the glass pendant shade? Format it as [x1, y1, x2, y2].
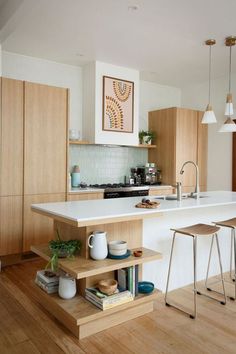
[218, 117, 236, 132]
[202, 104, 217, 124]
[225, 93, 234, 115]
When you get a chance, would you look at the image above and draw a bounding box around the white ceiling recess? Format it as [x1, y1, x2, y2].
[1, 0, 236, 87]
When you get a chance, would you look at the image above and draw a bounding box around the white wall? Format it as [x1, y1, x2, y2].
[2, 51, 82, 132]
[181, 75, 235, 191]
[139, 80, 181, 130]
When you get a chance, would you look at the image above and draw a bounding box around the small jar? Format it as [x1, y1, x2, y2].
[58, 274, 76, 299]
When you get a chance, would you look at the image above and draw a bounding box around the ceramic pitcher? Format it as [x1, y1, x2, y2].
[88, 231, 108, 260]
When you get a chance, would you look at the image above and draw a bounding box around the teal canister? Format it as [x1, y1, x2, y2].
[71, 165, 80, 187]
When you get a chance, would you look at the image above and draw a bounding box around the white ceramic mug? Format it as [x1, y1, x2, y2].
[58, 274, 76, 299]
[88, 231, 108, 260]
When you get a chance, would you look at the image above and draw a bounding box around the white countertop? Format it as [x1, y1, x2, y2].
[32, 191, 236, 227]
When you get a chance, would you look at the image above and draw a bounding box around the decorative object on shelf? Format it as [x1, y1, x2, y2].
[138, 130, 156, 144]
[102, 76, 134, 133]
[97, 279, 118, 295]
[108, 240, 127, 256]
[133, 250, 143, 257]
[46, 229, 81, 271]
[58, 273, 77, 299]
[35, 269, 59, 294]
[138, 281, 154, 294]
[88, 230, 108, 260]
[71, 165, 80, 187]
[202, 39, 217, 124]
[107, 249, 131, 259]
[219, 36, 236, 132]
[69, 129, 81, 141]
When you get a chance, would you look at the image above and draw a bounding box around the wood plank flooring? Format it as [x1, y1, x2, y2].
[0, 259, 235, 354]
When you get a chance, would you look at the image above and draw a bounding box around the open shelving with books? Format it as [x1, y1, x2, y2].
[30, 218, 163, 339]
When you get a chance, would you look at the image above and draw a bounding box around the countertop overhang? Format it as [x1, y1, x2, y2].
[31, 191, 236, 227]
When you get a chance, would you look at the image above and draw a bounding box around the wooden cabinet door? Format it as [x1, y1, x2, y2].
[176, 108, 198, 188]
[23, 193, 65, 252]
[0, 196, 22, 255]
[0, 78, 23, 196]
[24, 82, 68, 195]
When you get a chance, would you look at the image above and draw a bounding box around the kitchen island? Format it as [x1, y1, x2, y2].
[31, 191, 236, 338]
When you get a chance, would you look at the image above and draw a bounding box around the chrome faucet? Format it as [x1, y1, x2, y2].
[180, 161, 200, 199]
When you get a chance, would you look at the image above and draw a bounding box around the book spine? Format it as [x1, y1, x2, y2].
[85, 289, 132, 304]
[35, 278, 58, 294]
[117, 268, 127, 291]
[135, 265, 139, 296]
[85, 294, 133, 310]
[127, 266, 133, 295]
[36, 270, 59, 284]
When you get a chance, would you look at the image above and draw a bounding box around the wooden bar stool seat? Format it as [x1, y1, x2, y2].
[165, 223, 226, 319]
[211, 218, 236, 300]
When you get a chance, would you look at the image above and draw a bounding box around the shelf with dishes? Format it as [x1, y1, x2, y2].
[31, 244, 162, 279]
[69, 140, 156, 148]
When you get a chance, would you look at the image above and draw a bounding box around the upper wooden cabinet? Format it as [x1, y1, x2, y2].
[148, 107, 208, 191]
[24, 82, 68, 195]
[0, 78, 23, 196]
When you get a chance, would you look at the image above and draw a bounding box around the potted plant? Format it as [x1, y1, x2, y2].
[139, 130, 156, 145]
[46, 229, 81, 272]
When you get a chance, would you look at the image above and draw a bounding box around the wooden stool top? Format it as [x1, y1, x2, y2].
[214, 218, 236, 229]
[171, 223, 220, 237]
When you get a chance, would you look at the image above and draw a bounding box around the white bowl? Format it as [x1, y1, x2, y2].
[108, 240, 127, 251]
[109, 249, 127, 256]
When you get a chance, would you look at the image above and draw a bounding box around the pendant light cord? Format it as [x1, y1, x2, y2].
[208, 44, 212, 103]
[229, 45, 232, 94]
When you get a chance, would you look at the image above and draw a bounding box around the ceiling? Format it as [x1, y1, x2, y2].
[1, 0, 236, 88]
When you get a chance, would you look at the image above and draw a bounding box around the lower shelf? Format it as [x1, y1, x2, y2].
[33, 281, 160, 339]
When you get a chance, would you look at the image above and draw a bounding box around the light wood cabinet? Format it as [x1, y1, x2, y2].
[23, 194, 65, 252]
[67, 192, 104, 201]
[148, 187, 173, 196]
[148, 107, 208, 192]
[0, 78, 23, 196]
[0, 196, 22, 255]
[24, 82, 68, 195]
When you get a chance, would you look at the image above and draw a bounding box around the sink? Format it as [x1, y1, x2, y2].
[165, 194, 208, 201]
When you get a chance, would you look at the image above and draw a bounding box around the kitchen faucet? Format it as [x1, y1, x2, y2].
[180, 161, 200, 199]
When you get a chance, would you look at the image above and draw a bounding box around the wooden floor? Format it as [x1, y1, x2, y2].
[0, 259, 236, 354]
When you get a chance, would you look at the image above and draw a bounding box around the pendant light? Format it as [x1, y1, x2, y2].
[219, 36, 236, 133]
[202, 39, 217, 124]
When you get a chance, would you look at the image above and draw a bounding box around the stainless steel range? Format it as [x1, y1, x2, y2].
[89, 183, 149, 199]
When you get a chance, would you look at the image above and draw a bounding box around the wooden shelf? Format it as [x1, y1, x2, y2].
[31, 245, 162, 279]
[32, 280, 160, 338]
[69, 140, 156, 149]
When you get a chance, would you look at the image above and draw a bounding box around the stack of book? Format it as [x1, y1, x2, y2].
[117, 265, 139, 296]
[85, 287, 133, 310]
[35, 270, 59, 294]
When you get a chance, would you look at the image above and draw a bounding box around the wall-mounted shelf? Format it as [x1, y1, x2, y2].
[69, 140, 156, 149]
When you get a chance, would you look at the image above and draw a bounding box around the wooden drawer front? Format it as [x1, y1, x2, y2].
[149, 188, 173, 196]
[0, 196, 23, 255]
[23, 193, 65, 252]
[67, 193, 104, 201]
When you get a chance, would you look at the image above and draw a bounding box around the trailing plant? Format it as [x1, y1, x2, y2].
[46, 229, 81, 272]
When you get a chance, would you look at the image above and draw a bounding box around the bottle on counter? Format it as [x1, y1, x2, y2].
[68, 173, 72, 190]
[71, 165, 80, 187]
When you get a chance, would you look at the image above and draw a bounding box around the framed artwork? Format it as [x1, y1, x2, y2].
[102, 76, 134, 133]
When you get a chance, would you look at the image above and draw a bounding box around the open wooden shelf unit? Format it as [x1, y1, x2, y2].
[69, 140, 156, 149]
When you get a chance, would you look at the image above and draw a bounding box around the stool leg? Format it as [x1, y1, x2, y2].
[192, 236, 197, 319]
[215, 233, 227, 305]
[198, 234, 226, 305]
[165, 232, 176, 305]
[205, 234, 214, 290]
[230, 229, 235, 281]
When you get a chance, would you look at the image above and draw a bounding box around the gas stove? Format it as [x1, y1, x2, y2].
[89, 183, 149, 199]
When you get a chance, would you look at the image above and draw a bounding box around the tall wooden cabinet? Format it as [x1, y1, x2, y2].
[148, 107, 208, 192]
[0, 77, 68, 257]
[0, 78, 24, 256]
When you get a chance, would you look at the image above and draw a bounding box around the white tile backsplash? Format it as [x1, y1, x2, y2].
[70, 145, 147, 184]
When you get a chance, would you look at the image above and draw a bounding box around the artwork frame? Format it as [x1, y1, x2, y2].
[102, 76, 134, 133]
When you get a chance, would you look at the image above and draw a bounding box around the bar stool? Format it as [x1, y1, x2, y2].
[206, 218, 236, 301]
[165, 223, 227, 319]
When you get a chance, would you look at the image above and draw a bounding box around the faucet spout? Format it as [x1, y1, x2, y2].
[180, 160, 200, 198]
